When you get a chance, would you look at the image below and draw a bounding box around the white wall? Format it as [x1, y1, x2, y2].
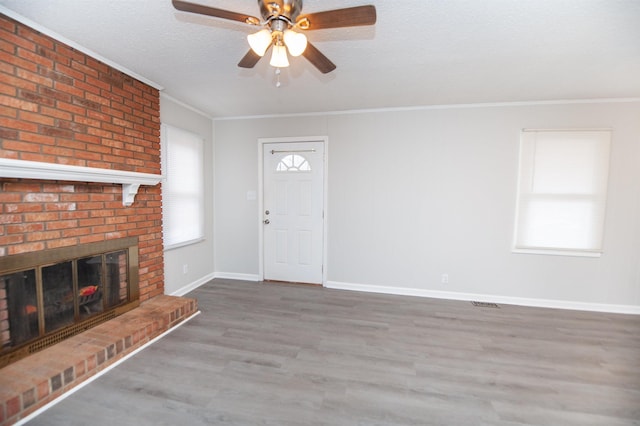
[213, 101, 640, 311]
[160, 94, 215, 295]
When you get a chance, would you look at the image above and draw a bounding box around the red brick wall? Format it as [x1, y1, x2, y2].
[0, 14, 164, 301]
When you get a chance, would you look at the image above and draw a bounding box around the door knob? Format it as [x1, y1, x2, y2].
[263, 219, 270, 225]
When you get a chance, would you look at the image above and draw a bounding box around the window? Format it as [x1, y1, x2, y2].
[161, 124, 204, 249]
[276, 154, 311, 172]
[513, 129, 611, 256]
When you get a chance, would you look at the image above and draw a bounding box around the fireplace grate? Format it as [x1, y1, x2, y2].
[0, 237, 140, 368]
[29, 311, 116, 354]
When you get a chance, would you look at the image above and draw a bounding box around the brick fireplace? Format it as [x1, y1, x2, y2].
[0, 13, 198, 425]
[0, 14, 164, 288]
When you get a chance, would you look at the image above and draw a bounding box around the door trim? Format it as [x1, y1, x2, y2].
[258, 136, 328, 285]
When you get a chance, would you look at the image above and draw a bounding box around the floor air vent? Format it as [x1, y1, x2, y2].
[471, 301, 499, 308]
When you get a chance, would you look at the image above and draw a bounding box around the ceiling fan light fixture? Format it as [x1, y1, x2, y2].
[173, 0, 377, 74]
[247, 28, 272, 56]
[270, 43, 290, 68]
[283, 30, 307, 57]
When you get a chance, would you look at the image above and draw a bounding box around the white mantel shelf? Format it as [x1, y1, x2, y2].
[0, 158, 161, 206]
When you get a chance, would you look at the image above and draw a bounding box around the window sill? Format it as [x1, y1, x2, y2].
[164, 237, 205, 251]
[512, 248, 602, 258]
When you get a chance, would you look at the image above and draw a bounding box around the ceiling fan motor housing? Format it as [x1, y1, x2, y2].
[259, 0, 302, 21]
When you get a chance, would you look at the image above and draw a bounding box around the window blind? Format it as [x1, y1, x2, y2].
[513, 129, 611, 256]
[162, 124, 204, 249]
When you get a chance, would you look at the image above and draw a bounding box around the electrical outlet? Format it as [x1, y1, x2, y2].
[441, 273, 449, 284]
[182, 264, 188, 274]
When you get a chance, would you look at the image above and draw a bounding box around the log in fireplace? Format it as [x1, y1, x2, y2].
[0, 237, 139, 368]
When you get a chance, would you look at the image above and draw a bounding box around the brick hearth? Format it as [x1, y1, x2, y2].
[0, 295, 197, 425]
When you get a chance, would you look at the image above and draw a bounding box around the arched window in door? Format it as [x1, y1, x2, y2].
[276, 154, 311, 172]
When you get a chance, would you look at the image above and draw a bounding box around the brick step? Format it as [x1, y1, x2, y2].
[0, 295, 197, 425]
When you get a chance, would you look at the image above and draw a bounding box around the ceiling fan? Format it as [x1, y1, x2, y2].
[171, 0, 377, 74]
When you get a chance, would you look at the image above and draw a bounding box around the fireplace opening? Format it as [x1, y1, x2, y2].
[0, 237, 139, 368]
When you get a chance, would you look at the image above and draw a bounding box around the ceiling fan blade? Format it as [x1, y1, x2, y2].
[302, 42, 336, 74]
[238, 49, 263, 69]
[297, 5, 376, 30]
[172, 0, 260, 25]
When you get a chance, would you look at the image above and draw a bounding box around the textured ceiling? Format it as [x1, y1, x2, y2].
[1, 0, 639, 118]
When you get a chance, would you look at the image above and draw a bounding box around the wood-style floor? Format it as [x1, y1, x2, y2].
[27, 279, 640, 425]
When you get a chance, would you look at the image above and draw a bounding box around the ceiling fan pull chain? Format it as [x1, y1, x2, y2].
[275, 68, 282, 88]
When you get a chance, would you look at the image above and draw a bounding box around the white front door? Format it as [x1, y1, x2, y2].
[263, 141, 324, 284]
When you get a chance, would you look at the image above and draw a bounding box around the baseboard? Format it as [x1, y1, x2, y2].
[324, 281, 640, 315]
[169, 272, 216, 296]
[214, 272, 261, 282]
